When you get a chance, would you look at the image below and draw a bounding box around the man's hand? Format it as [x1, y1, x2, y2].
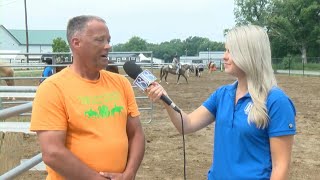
[99, 172, 134, 180]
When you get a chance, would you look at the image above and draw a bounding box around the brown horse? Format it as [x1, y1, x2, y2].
[159, 64, 194, 84]
[0, 62, 15, 100]
[105, 60, 119, 74]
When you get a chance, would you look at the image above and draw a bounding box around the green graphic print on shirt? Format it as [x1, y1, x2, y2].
[79, 92, 124, 119]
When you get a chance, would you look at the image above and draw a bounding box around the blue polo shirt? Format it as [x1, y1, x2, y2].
[40, 66, 53, 83]
[203, 81, 296, 180]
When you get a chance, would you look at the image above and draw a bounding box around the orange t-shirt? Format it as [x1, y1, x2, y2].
[30, 67, 140, 180]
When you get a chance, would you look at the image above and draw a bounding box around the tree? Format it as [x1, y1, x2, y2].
[123, 36, 147, 51]
[234, 0, 272, 26]
[185, 36, 210, 56]
[52, 37, 70, 62]
[234, 0, 320, 62]
[112, 35, 225, 63]
[52, 37, 70, 52]
[269, 0, 320, 63]
[156, 41, 183, 62]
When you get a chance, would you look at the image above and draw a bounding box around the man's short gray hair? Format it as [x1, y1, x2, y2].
[66, 15, 106, 45]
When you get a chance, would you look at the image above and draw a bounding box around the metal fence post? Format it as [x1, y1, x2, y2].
[0, 153, 43, 180]
[303, 59, 305, 76]
[289, 56, 291, 76]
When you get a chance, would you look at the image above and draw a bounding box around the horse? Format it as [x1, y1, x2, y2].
[159, 64, 194, 84]
[0, 62, 15, 100]
[106, 60, 119, 74]
[208, 61, 217, 73]
[185, 64, 196, 77]
[195, 64, 205, 78]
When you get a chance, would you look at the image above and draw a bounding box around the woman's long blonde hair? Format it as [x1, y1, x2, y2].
[225, 25, 277, 128]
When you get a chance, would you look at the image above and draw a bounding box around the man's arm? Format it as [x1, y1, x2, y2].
[37, 130, 105, 180]
[123, 115, 145, 179]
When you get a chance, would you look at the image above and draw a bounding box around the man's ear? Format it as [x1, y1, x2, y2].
[72, 37, 80, 48]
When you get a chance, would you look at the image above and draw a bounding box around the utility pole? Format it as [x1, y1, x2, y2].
[24, 0, 29, 63]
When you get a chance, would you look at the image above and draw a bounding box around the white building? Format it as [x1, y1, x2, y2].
[179, 51, 224, 67]
[138, 53, 164, 64]
[0, 50, 22, 62]
[0, 25, 67, 53]
[199, 51, 224, 65]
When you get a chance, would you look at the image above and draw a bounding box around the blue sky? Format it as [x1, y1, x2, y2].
[0, 0, 235, 44]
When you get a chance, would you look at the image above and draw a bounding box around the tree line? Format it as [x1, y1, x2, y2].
[53, 0, 319, 64]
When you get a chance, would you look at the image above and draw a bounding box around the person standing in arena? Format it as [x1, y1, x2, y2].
[39, 58, 54, 84]
[146, 25, 296, 180]
[30, 15, 145, 180]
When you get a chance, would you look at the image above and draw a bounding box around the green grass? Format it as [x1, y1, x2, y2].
[0, 116, 31, 122]
[273, 63, 320, 71]
[297, 63, 320, 71]
[14, 70, 43, 77]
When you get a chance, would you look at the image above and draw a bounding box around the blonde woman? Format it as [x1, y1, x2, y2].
[147, 25, 296, 179]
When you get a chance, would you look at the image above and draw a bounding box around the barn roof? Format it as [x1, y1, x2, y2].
[1, 25, 67, 45]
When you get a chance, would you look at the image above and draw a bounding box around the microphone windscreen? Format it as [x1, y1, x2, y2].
[123, 61, 143, 79]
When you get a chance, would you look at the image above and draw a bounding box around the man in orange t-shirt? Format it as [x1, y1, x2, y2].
[30, 15, 145, 180]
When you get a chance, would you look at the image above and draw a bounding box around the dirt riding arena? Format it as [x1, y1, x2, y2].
[1, 69, 319, 180]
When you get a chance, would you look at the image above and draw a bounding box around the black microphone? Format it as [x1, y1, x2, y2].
[123, 61, 181, 113]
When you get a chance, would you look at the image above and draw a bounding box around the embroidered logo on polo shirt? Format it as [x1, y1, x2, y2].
[244, 102, 253, 115]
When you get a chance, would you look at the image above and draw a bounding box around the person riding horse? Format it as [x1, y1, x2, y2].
[160, 64, 193, 84]
[172, 55, 181, 74]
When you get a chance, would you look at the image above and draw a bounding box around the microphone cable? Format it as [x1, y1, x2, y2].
[170, 103, 187, 180]
[176, 109, 187, 180]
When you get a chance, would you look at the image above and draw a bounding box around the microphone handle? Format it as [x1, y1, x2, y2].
[160, 95, 181, 113]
